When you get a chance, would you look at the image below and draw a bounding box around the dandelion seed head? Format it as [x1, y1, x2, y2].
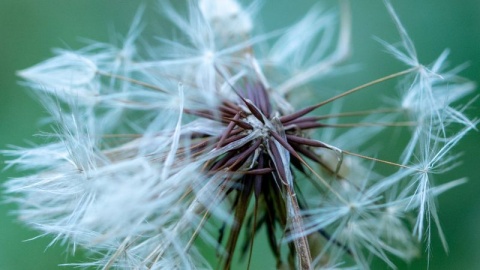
[3, 0, 476, 269]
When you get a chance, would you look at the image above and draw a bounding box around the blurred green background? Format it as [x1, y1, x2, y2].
[0, 0, 478, 269]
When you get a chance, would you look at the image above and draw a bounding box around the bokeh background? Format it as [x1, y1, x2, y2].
[1, 0, 478, 269]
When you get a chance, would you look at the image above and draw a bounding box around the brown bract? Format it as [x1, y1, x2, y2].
[183, 78, 343, 269]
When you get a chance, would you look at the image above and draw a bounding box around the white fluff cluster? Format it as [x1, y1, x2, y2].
[3, 0, 476, 269]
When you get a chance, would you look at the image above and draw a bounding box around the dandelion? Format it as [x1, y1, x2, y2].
[3, 0, 476, 269]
